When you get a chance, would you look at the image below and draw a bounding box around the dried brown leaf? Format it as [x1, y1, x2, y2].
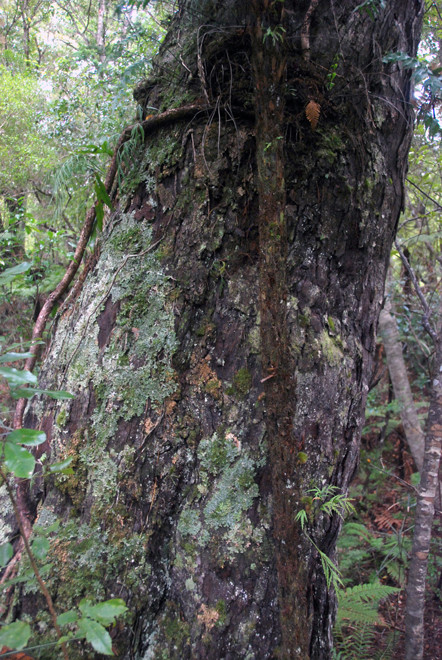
[305, 100, 320, 130]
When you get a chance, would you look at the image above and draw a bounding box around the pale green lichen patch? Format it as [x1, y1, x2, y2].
[69, 214, 175, 417]
[0, 482, 13, 540]
[177, 431, 264, 560]
[203, 457, 258, 530]
[45, 212, 177, 523]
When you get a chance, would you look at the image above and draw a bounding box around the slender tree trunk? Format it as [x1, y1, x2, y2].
[5, 1, 423, 658]
[97, 0, 106, 64]
[379, 295, 425, 471]
[19, 0, 31, 62]
[404, 297, 442, 660]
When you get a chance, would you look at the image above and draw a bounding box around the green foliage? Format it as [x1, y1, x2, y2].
[296, 485, 355, 592]
[0, 346, 127, 657]
[0, 346, 74, 478]
[57, 598, 127, 655]
[334, 582, 399, 659]
[382, 52, 442, 136]
[0, 541, 13, 566]
[353, 0, 386, 19]
[0, 64, 55, 197]
[0, 620, 32, 651]
[336, 582, 399, 626]
[0, 262, 32, 283]
[326, 54, 340, 90]
[338, 516, 412, 588]
[263, 25, 286, 46]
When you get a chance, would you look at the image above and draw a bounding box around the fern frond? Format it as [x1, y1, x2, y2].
[336, 581, 399, 626]
[338, 581, 399, 605]
[117, 124, 145, 187]
[52, 153, 95, 193]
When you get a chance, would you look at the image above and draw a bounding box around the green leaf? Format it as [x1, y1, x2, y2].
[10, 387, 75, 400]
[78, 617, 113, 655]
[94, 173, 113, 209]
[49, 457, 74, 474]
[31, 536, 50, 559]
[4, 442, 35, 478]
[95, 200, 104, 232]
[7, 428, 46, 446]
[0, 261, 32, 283]
[43, 389, 75, 400]
[78, 142, 113, 156]
[0, 351, 33, 363]
[57, 610, 79, 626]
[0, 366, 37, 387]
[79, 599, 127, 626]
[0, 542, 13, 567]
[0, 620, 32, 650]
[33, 520, 60, 535]
[9, 387, 40, 399]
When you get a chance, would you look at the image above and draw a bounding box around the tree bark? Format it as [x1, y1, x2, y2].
[404, 297, 442, 660]
[4, 1, 423, 658]
[379, 295, 425, 471]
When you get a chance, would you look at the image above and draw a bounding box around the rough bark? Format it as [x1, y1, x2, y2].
[379, 295, 425, 471]
[404, 299, 442, 660]
[2, 1, 423, 658]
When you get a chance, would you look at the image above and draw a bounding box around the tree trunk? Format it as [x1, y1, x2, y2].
[20, 0, 31, 62]
[8, 1, 423, 658]
[96, 0, 106, 65]
[379, 295, 425, 471]
[404, 296, 442, 660]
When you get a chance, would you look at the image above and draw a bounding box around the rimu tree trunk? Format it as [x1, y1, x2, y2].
[4, 1, 423, 658]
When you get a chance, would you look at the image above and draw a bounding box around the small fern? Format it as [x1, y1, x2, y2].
[333, 623, 377, 660]
[334, 582, 399, 659]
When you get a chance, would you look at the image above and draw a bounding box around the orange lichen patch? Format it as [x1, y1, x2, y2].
[197, 604, 219, 630]
[144, 417, 156, 435]
[226, 432, 241, 451]
[189, 355, 222, 399]
[164, 398, 177, 417]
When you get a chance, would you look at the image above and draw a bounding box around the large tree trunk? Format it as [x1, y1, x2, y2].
[9, 1, 422, 657]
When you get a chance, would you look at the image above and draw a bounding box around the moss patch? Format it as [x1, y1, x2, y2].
[227, 367, 252, 398]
